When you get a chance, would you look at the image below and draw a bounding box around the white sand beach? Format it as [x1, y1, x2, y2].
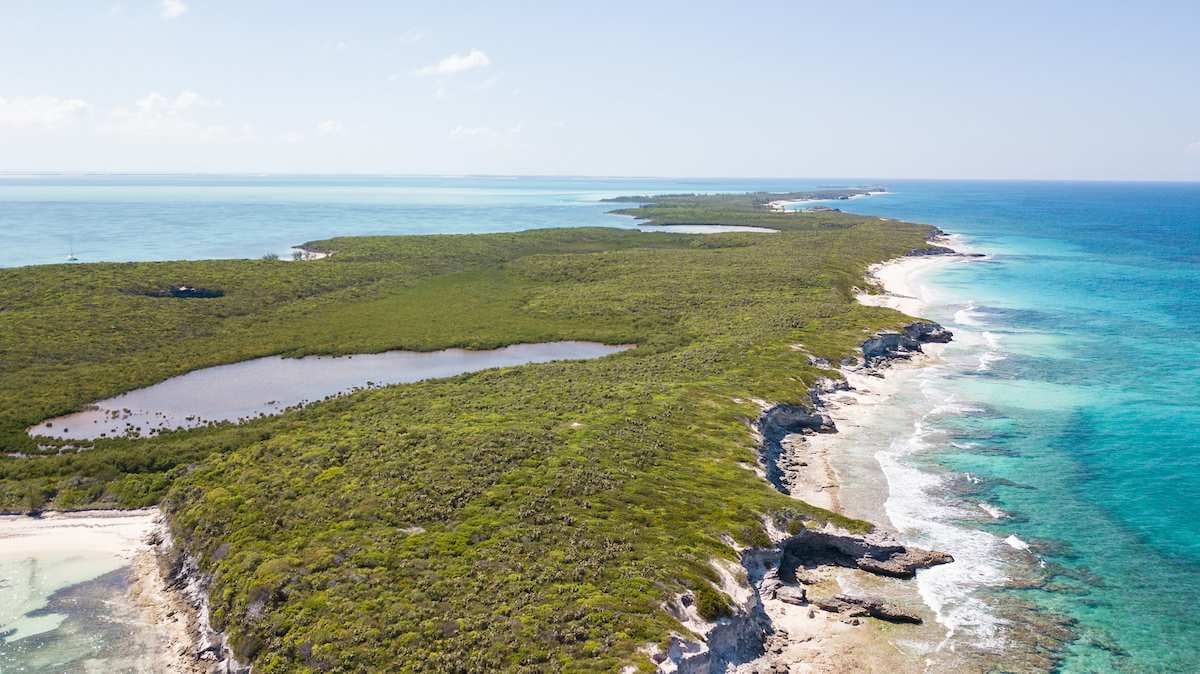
[0, 509, 158, 643]
[733, 242, 982, 673]
[0, 509, 207, 672]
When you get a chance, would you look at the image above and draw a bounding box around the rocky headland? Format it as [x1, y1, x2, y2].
[653, 312, 959, 673]
[127, 520, 249, 674]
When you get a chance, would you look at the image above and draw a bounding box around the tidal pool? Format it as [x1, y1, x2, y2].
[29, 341, 633, 441]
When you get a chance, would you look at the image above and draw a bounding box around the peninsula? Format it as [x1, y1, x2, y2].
[0, 190, 958, 672]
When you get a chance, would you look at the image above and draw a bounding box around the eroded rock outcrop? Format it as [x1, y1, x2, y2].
[779, 529, 953, 580]
[760, 404, 836, 436]
[814, 595, 923, 624]
[151, 530, 251, 674]
[656, 556, 773, 673]
[905, 245, 956, 257]
[653, 525, 953, 669]
[658, 315, 957, 671]
[860, 321, 952, 366]
[856, 546, 955, 578]
[755, 404, 836, 494]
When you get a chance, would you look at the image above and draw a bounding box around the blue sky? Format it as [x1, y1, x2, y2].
[2, 1, 1198, 179]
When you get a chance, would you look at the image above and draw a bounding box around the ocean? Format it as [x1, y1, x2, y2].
[1, 176, 1197, 672]
[826, 181, 1200, 672]
[0, 174, 825, 268]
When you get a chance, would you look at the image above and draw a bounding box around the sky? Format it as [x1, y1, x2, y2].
[1, 1, 1198, 180]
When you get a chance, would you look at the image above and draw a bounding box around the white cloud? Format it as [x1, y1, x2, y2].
[0, 96, 90, 129]
[107, 90, 254, 143]
[1187, 140, 1200, 155]
[131, 90, 206, 114]
[160, 0, 187, 19]
[316, 119, 344, 136]
[417, 49, 490, 76]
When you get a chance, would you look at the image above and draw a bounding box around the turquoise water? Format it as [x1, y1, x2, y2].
[0, 175, 822, 267]
[828, 182, 1200, 672]
[3, 176, 1199, 671]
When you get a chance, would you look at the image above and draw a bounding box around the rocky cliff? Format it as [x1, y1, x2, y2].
[859, 321, 952, 367]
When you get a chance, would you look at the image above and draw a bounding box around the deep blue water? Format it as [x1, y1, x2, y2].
[2, 176, 1198, 671]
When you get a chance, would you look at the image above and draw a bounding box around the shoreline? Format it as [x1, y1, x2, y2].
[6, 241, 975, 674]
[0, 508, 224, 673]
[125, 522, 215, 674]
[660, 239, 979, 674]
[734, 238, 983, 673]
[128, 519, 248, 674]
[3, 198, 985, 672]
[825, 235, 978, 528]
[770, 236, 1075, 672]
[768, 189, 888, 212]
[288, 246, 329, 261]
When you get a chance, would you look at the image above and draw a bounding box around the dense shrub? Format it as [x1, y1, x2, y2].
[0, 193, 935, 670]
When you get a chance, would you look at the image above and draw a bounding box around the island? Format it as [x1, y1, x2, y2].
[0, 190, 961, 672]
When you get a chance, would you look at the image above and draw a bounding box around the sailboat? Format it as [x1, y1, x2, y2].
[67, 236, 79, 262]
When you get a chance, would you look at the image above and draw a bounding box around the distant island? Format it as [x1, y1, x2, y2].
[601, 186, 885, 205]
[0, 189, 964, 672]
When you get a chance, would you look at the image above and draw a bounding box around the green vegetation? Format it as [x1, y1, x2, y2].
[0, 192, 940, 671]
[692, 583, 734, 622]
[608, 188, 882, 228]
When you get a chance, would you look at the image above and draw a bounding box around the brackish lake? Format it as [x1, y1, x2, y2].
[637, 224, 778, 234]
[29, 341, 633, 441]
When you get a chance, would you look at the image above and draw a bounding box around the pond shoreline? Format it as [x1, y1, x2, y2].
[28, 341, 635, 441]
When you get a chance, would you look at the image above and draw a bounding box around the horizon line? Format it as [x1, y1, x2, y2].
[0, 171, 1198, 185]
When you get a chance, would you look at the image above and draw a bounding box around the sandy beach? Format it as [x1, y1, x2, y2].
[2, 242, 975, 674]
[733, 241, 981, 674]
[0, 509, 208, 673]
[0, 508, 157, 561]
[125, 531, 214, 674]
[780, 239, 971, 522]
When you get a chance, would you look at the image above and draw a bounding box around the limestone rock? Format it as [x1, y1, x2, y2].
[856, 548, 954, 578]
[778, 529, 953, 581]
[815, 595, 922, 624]
[905, 245, 956, 256]
[760, 405, 836, 435]
[859, 321, 953, 366]
[775, 586, 807, 606]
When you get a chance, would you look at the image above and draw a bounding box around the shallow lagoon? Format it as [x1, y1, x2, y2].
[30, 341, 633, 441]
[0, 511, 159, 673]
[0, 175, 813, 268]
